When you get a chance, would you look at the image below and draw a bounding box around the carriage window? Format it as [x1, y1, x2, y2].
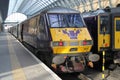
[100, 16, 109, 34]
[116, 20, 120, 31]
[39, 16, 45, 32]
[38, 15, 47, 40]
[48, 14, 84, 28]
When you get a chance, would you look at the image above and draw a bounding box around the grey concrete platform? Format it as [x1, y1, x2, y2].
[84, 67, 120, 80]
[0, 32, 61, 80]
[78, 64, 120, 80]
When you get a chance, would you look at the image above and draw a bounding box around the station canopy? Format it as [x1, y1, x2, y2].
[8, 0, 87, 17]
[8, 0, 115, 19]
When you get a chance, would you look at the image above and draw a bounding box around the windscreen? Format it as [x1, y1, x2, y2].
[116, 20, 120, 31]
[100, 16, 110, 34]
[48, 14, 85, 28]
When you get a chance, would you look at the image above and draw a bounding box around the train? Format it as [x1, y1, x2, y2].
[83, 7, 120, 70]
[9, 7, 96, 73]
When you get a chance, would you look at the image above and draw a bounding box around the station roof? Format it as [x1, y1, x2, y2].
[6, 0, 114, 20]
[0, 0, 9, 22]
[8, 0, 85, 17]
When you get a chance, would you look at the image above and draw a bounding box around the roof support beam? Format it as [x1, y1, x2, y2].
[56, 1, 61, 6]
[75, 0, 80, 6]
[62, 0, 71, 8]
[88, 0, 94, 10]
[69, 0, 75, 8]
[80, 0, 86, 11]
[73, 0, 80, 10]
[98, 0, 102, 9]
[108, 0, 112, 7]
[59, 0, 66, 7]
[17, 0, 30, 12]
[26, 0, 54, 15]
[23, 1, 37, 14]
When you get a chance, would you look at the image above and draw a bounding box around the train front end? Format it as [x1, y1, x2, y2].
[47, 10, 93, 72]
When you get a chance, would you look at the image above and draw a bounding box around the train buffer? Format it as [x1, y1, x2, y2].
[0, 32, 61, 80]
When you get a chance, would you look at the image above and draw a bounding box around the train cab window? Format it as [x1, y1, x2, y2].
[48, 14, 84, 28]
[48, 14, 67, 27]
[66, 14, 84, 27]
[116, 20, 120, 31]
[100, 16, 110, 34]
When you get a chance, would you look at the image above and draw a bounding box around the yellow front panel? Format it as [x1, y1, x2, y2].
[53, 46, 92, 54]
[50, 28, 92, 54]
[50, 28, 92, 41]
[98, 35, 110, 51]
[114, 18, 120, 49]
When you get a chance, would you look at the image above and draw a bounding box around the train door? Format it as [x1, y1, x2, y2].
[98, 14, 110, 51]
[113, 16, 120, 49]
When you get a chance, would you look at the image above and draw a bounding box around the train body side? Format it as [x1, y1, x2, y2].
[9, 25, 18, 38]
[84, 13, 110, 52]
[110, 13, 120, 50]
[83, 7, 120, 69]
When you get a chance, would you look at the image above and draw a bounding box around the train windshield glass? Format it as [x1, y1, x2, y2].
[100, 16, 110, 34]
[48, 14, 84, 28]
[116, 20, 120, 31]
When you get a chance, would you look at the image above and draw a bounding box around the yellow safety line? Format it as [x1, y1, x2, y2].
[102, 51, 105, 80]
[7, 34, 27, 80]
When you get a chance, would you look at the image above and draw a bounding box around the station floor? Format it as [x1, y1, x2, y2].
[0, 32, 61, 80]
[82, 66, 120, 80]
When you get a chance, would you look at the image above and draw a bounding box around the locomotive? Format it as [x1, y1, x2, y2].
[83, 7, 120, 69]
[9, 7, 95, 73]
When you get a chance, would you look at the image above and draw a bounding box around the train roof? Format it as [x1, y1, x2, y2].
[82, 7, 120, 18]
[46, 7, 80, 13]
[20, 7, 81, 24]
[82, 9, 106, 18]
[110, 7, 120, 13]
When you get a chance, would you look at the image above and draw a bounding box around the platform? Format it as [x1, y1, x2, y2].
[78, 66, 120, 80]
[0, 32, 61, 80]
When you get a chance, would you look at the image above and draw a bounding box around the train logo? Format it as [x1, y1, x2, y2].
[62, 30, 80, 39]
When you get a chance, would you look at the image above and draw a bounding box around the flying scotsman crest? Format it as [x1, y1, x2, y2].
[62, 30, 80, 39]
